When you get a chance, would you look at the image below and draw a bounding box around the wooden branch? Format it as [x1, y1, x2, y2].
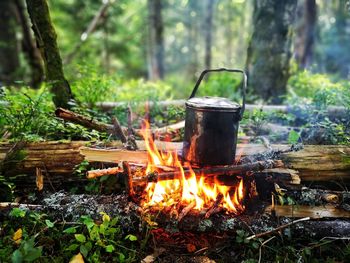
[246, 217, 311, 240]
[205, 194, 223, 218]
[55, 107, 185, 140]
[55, 107, 116, 134]
[133, 160, 284, 184]
[86, 167, 123, 179]
[178, 202, 196, 221]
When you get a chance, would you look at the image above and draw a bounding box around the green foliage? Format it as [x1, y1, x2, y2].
[0, 208, 139, 262]
[71, 65, 173, 107]
[0, 87, 107, 141]
[287, 71, 350, 108]
[64, 212, 138, 262]
[195, 73, 243, 102]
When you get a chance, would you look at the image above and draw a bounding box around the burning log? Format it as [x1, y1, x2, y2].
[205, 194, 223, 218]
[86, 167, 123, 179]
[178, 202, 196, 221]
[132, 160, 284, 184]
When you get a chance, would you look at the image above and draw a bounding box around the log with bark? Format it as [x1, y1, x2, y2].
[1, 141, 350, 189]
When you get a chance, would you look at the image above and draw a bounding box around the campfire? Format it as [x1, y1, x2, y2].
[139, 119, 246, 216]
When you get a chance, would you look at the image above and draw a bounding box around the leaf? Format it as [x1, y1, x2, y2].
[45, 219, 55, 228]
[13, 228, 22, 245]
[100, 212, 110, 222]
[125, 234, 137, 241]
[11, 249, 23, 263]
[66, 243, 80, 251]
[75, 234, 86, 243]
[105, 244, 115, 253]
[118, 253, 125, 262]
[23, 246, 42, 261]
[80, 244, 89, 258]
[69, 253, 85, 263]
[10, 208, 26, 218]
[288, 130, 300, 144]
[64, 226, 78, 234]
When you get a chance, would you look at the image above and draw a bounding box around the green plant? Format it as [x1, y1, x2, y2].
[64, 212, 138, 262]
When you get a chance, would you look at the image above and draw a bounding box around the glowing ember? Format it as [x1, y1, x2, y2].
[140, 119, 245, 214]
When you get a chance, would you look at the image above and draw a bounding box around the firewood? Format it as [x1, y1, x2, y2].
[178, 202, 196, 221]
[86, 167, 123, 179]
[205, 194, 223, 218]
[132, 160, 284, 184]
[265, 205, 350, 218]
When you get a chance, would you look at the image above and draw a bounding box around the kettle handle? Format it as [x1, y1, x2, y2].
[189, 68, 247, 120]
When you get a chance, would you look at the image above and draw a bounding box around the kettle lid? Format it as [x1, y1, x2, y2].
[186, 96, 241, 112]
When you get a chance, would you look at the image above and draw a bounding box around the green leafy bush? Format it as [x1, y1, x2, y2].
[287, 71, 350, 108]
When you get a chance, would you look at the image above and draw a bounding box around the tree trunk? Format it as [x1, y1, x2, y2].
[26, 0, 73, 108]
[204, 0, 214, 69]
[294, 0, 317, 69]
[0, 1, 20, 86]
[245, 0, 298, 104]
[147, 0, 164, 80]
[14, 0, 44, 89]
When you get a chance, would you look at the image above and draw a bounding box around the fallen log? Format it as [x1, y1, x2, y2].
[265, 205, 350, 218]
[1, 141, 350, 188]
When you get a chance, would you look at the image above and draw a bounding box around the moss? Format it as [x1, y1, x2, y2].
[26, 0, 73, 108]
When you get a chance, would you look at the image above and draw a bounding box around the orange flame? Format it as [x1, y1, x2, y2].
[140, 119, 245, 214]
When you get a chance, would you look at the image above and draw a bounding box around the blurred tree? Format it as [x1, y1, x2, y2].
[246, 0, 298, 103]
[26, 0, 73, 108]
[204, 0, 214, 69]
[147, 0, 164, 80]
[0, 1, 20, 86]
[14, 0, 44, 88]
[294, 0, 317, 69]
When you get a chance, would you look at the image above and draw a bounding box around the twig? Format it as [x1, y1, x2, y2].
[258, 236, 276, 263]
[178, 202, 196, 221]
[86, 167, 123, 179]
[205, 194, 223, 218]
[246, 217, 311, 240]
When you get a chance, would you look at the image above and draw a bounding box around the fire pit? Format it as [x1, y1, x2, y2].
[125, 69, 262, 219]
